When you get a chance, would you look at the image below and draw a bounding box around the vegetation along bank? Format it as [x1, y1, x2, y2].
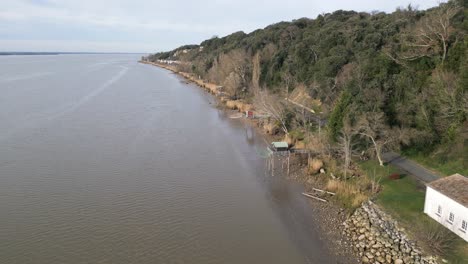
[142, 1, 467, 263]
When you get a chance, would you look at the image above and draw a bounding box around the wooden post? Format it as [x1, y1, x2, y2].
[302, 193, 327, 202]
[272, 155, 275, 177]
[312, 188, 336, 196]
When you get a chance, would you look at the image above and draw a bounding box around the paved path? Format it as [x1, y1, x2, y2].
[382, 152, 441, 183]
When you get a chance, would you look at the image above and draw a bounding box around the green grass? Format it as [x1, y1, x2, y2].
[360, 161, 425, 221]
[359, 161, 468, 263]
[402, 149, 468, 177]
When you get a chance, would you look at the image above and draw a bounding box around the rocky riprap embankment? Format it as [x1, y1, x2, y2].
[342, 201, 438, 264]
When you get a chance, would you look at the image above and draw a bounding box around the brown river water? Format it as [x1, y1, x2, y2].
[0, 54, 339, 264]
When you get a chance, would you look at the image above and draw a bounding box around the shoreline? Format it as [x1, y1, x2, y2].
[140, 60, 360, 263]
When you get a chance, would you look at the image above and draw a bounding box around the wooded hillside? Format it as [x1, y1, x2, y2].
[146, 0, 467, 174]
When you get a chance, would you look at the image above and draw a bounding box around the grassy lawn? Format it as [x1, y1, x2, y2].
[359, 161, 424, 222]
[402, 149, 468, 177]
[359, 161, 468, 263]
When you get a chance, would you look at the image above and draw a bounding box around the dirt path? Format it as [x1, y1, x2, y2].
[382, 152, 441, 183]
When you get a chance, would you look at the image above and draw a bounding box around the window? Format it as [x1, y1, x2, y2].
[436, 205, 442, 216]
[461, 220, 467, 233]
[448, 212, 455, 224]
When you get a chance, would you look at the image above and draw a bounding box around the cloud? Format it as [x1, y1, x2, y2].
[1, 0, 247, 34]
[0, 0, 444, 52]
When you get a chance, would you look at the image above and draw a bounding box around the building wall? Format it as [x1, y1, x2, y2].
[424, 187, 468, 242]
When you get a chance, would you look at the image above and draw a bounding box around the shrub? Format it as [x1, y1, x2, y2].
[308, 158, 324, 174]
[225, 100, 237, 109]
[352, 193, 368, 207]
[326, 179, 369, 209]
[418, 219, 457, 256]
[326, 179, 341, 192]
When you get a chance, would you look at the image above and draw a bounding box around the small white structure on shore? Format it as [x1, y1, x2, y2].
[424, 173, 468, 242]
[270, 142, 289, 152]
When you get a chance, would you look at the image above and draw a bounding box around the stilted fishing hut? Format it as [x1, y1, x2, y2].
[270, 141, 289, 152]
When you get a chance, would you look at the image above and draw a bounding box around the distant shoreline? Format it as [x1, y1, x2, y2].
[0, 52, 146, 56]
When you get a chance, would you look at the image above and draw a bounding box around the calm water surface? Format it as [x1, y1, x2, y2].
[0, 55, 336, 264]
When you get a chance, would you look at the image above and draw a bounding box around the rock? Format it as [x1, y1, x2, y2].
[344, 202, 433, 264]
[403, 256, 412, 263]
[373, 242, 383, 249]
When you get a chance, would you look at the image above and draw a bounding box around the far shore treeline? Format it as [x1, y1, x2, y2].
[146, 0, 467, 176]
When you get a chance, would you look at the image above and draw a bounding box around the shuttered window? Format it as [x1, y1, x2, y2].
[448, 212, 455, 224]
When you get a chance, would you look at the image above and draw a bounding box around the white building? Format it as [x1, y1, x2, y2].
[424, 174, 468, 242]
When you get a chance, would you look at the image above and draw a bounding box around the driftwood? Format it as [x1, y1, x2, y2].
[312, 188, 336, 196]
[302, 192, 328, 202]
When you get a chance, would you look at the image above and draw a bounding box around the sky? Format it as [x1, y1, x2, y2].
[0, 0, 443, 54]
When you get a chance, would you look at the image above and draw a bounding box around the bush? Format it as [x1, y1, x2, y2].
[326, 179, 369, 209]
[418, 219, 457, 256]
[308, 158, 323, 174]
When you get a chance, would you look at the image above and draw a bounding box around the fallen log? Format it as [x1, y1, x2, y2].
[312, 188, 336, 196]
[302, 192, 328, 202]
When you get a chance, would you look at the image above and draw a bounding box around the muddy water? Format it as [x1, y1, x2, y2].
[0, 54, 336, 264]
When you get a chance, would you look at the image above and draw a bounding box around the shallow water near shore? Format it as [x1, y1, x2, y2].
[0, 54, 336, 264]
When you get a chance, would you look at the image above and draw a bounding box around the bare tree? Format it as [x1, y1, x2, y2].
[251, 52, 261, 90]
[224, 72, 243, 97]
[253, 88, 290, 135]
[357, 112, 388, 166]
[369, 168, 384, 194]
[356, 112, 410, 166]
[213, 49, 251, 98]
[420, 69, 468, 137]
[431, 70, 467, 120]
[400, 2, 461, 63]
[338, 116, 358, 178]
[281, 71, 296, 98]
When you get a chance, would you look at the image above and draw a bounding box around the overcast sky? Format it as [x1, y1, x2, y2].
[0, 0, 442, 53]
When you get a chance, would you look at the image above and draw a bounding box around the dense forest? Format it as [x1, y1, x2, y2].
[146, 0, 467, 175]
